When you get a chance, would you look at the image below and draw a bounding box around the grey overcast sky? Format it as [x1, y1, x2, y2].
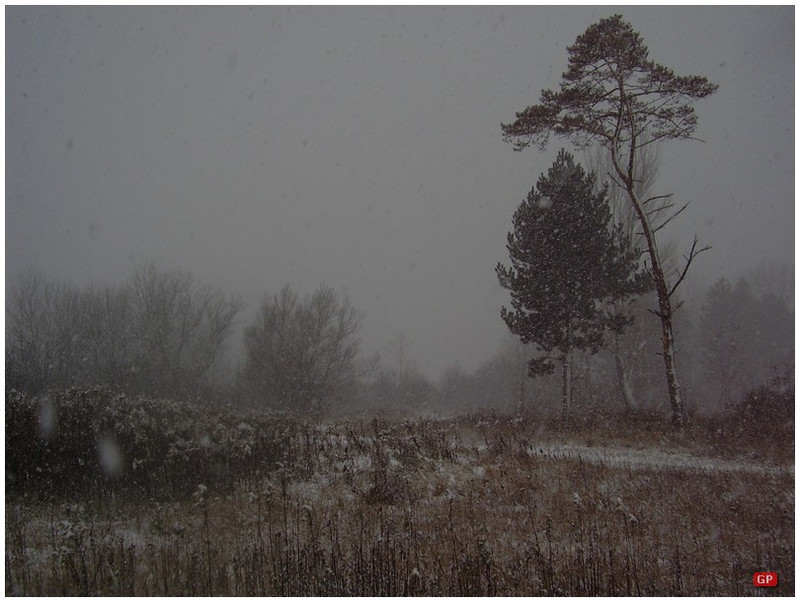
[5, 6, 795, 378]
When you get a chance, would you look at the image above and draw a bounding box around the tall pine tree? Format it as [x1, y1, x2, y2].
[496, 149, 649, 416]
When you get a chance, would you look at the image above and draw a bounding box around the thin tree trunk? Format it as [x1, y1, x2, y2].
[611, 135, 686, 429]
[561, 325, 572, 419]
[626, 183, 686, 428]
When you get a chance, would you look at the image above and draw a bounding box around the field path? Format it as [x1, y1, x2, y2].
[528, 442, 793, 475]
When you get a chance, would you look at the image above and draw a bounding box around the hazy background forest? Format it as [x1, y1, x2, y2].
[6, 255, 794, 419]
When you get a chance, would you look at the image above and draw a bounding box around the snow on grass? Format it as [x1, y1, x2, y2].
[528, 442, 793, 475]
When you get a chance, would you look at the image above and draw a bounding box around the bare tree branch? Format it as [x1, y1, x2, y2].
[668, 236, 712, 299]
[651, 200, 691, 234]
[643, 193, 673, 206]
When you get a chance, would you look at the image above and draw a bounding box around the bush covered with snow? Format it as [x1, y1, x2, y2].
[6, 387, 298, 501]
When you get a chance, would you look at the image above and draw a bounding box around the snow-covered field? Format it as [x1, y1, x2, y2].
[6, 411, 794, 596]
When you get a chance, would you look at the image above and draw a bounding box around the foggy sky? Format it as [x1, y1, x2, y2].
[6, 6, 795, 378]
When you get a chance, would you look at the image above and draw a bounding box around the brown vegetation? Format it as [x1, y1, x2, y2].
[5, 390, 794, 596]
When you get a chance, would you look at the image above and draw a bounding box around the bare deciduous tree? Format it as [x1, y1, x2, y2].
[7, 268, 55, 392]
[128, 263, 243, 399]
[242, 284, 362, 414]
[6, 264, 242, 400]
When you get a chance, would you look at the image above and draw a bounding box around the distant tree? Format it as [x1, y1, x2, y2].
[5, 270, 101, 392]
[753, 293, 794, 377]
[90, 285, 134, 388]
[382, 332, 417, 386]
[496, 150, 649, 416]
[699, 277, 794, 409]
[438, 364, 478, 411]
[468, 337, 540, 414]
[242, 284, 362, 414]
[698, 278, 751, 408]
[6, 264, 242, 400]
[7, 268, 57, 393]
[501, 14, 717, 428]
[365, 333, 434, 413]
[127, 263, 243, 400]
[744, 259, 794, 308]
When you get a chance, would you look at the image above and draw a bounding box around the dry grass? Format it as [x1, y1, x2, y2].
[6, 415, 794, 596]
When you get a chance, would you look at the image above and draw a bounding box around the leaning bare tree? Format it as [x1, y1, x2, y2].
[501, 15, 717, 428]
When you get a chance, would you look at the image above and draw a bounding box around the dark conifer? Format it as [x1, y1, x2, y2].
[496, 149, 649, 415]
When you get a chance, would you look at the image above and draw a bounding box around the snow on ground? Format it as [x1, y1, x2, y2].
[527, 442, 793, 475]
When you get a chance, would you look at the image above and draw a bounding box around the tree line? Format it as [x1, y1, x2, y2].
[6, 258, 792, 419]
[5, 264, 366, 414]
